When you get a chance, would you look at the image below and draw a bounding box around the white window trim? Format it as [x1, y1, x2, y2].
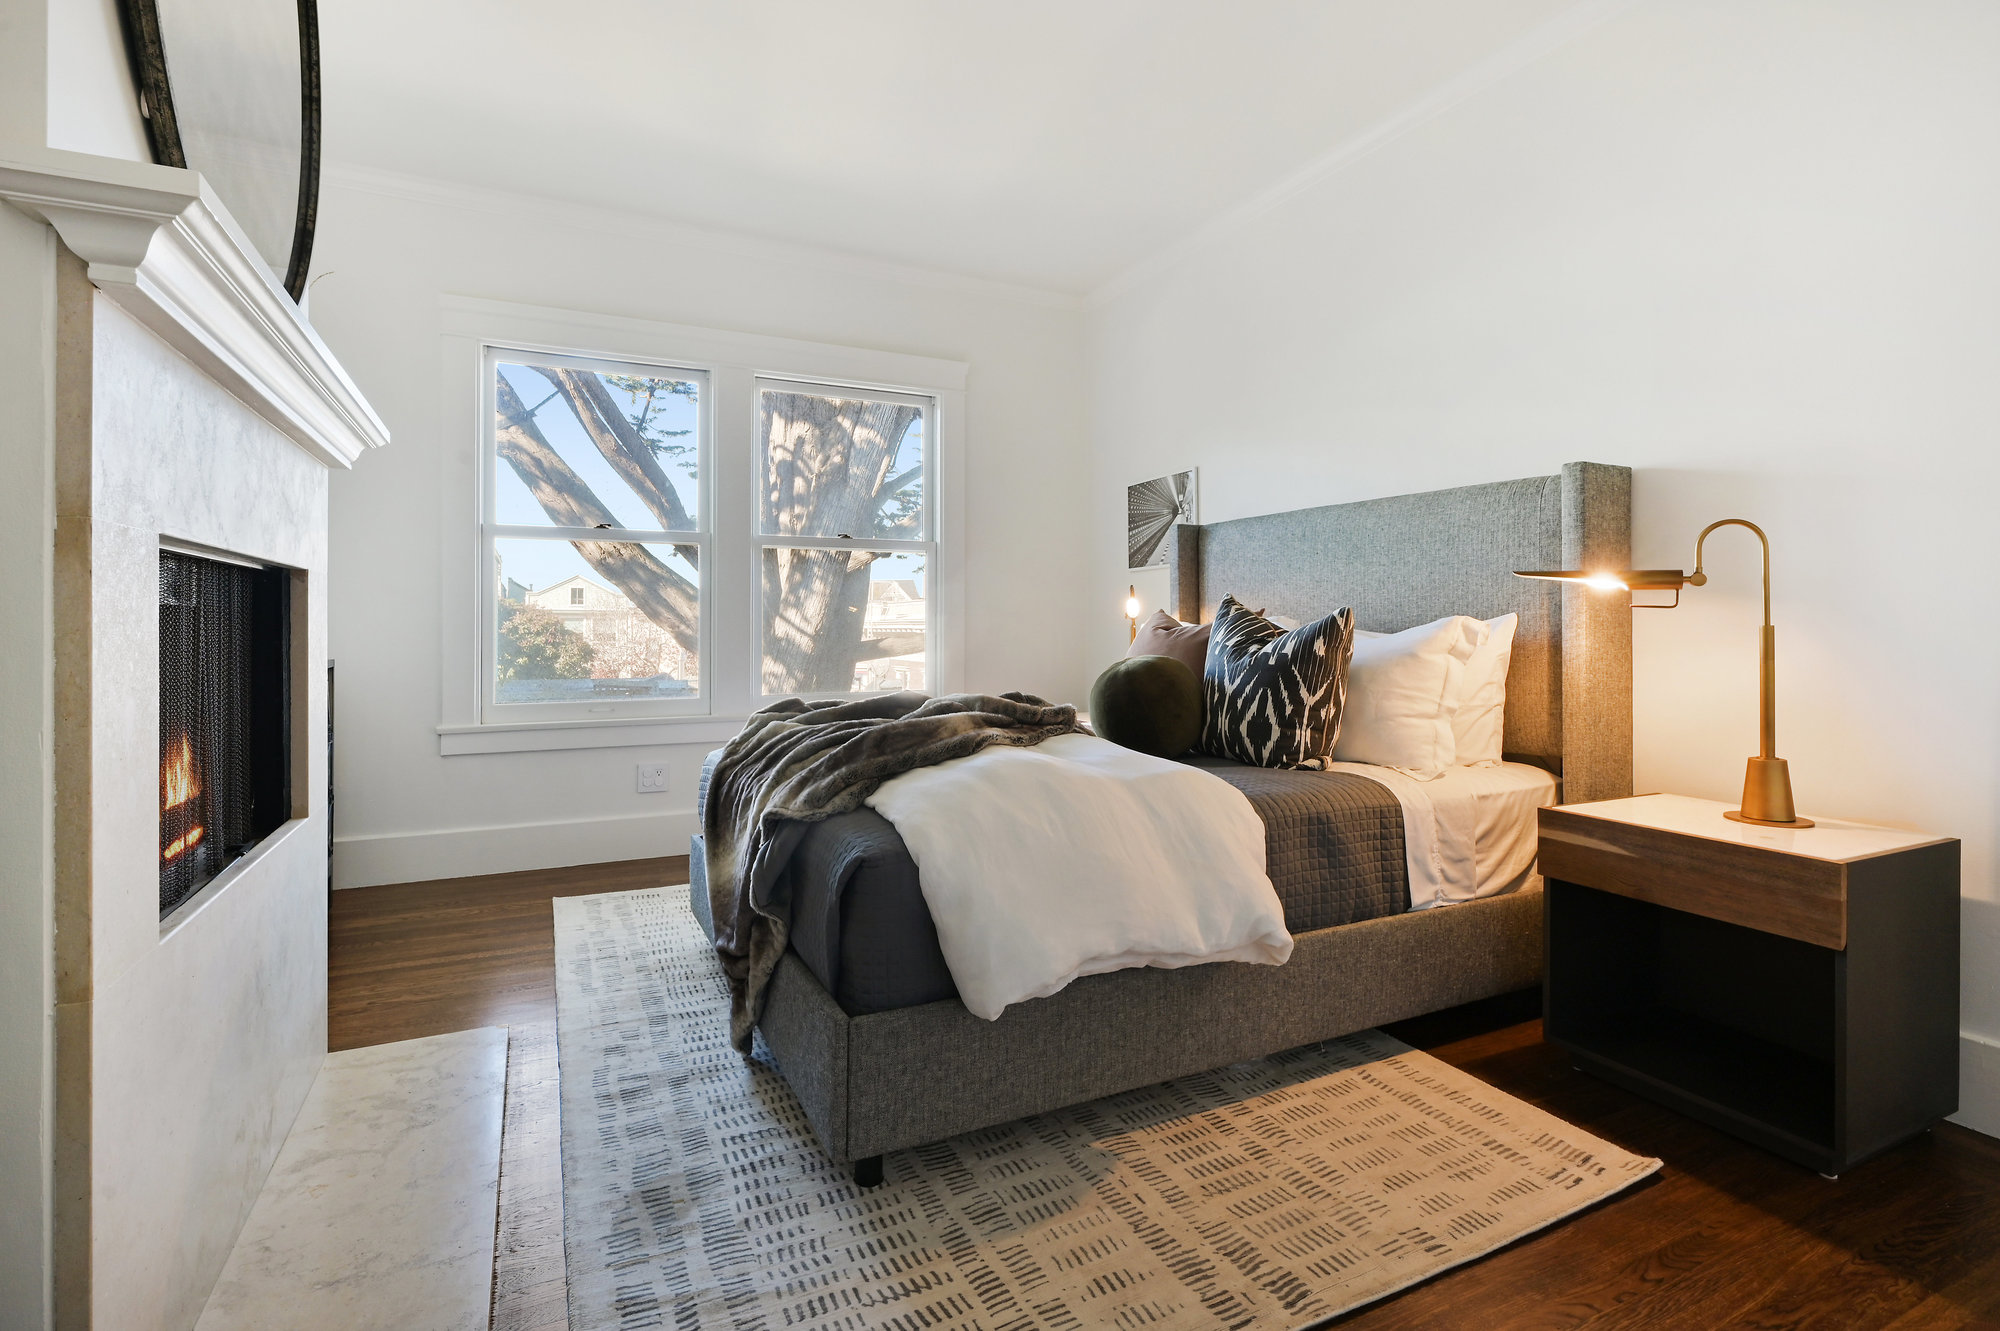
[436, 296, 968, 757]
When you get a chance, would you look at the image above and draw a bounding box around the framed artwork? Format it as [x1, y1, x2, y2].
[1127, 468, 1198, 570]
[117, 0, 322, 301]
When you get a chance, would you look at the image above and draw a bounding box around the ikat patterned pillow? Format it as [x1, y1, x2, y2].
[1199, 595, 1355, 769]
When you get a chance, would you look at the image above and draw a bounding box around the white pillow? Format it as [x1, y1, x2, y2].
[1333, 616, 1485, 779]
[1452, 614, 1519, 766]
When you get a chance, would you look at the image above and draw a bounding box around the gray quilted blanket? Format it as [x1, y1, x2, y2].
[703, 690, 1082, 1051]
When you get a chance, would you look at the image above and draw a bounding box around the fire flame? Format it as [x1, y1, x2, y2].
[161, 735, 204, 863]
[163, 734, 199, 809]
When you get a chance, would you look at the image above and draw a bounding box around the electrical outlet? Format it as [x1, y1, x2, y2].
[636, 762, 669, 794]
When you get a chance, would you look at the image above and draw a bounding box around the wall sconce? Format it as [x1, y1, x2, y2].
[1124, 585, 1141, 643]
[1518, 518, 1811, 828]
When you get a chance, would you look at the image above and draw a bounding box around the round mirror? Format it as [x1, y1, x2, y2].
[118, 0, 321, 302]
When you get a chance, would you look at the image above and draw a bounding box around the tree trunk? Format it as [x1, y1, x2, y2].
[761, 393, 917, 536]
[761, 547, 876, 692]
[758, 391, 921, 692]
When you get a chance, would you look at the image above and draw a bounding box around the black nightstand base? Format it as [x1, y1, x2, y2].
[1546, 871, 1957, 1176]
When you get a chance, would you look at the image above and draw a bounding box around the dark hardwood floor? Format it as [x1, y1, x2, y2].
[329, 860, 2000, 1328]
[328, 854, 688, 1051]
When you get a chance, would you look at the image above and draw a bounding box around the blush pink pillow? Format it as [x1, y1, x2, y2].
[1129, 610, 1210, 676]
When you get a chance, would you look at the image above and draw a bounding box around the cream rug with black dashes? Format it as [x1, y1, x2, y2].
[553, 888, 1658, 1330]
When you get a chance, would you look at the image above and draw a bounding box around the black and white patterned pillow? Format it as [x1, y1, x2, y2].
[1200, 595, 1355, 769]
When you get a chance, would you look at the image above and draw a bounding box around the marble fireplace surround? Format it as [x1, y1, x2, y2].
[0, 148, 387, 1330]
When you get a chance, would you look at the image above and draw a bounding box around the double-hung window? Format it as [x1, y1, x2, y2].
[755, 379, 935, 697]
[470, 326, 949, 733]
[481, 347, 709, 722]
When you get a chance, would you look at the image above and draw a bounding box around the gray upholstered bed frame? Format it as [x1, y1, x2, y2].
[698, 462, 1633, 1174]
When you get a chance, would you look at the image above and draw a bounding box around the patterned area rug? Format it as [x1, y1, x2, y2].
[554, 888, 1659, 1330]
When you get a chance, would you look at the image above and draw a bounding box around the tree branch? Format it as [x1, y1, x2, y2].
[533, 367, 700, 569]
[495, 376, 699, 655]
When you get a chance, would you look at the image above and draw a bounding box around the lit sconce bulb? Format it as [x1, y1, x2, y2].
[1583, 573, 1628, 592]
[1124, 591, 1142, 619]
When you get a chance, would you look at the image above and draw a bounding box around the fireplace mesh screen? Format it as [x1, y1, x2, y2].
[159, 550, 292, 918]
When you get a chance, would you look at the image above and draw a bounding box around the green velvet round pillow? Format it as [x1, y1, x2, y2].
[1089, 654, 1204, 758]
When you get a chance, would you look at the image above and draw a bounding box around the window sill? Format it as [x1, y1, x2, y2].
[438, 716, 745, 756]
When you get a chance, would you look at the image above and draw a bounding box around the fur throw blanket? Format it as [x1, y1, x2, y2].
[704, 690, 1083, 1051]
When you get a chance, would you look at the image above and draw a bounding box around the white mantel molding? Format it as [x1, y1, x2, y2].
[0, 145, 389, 468]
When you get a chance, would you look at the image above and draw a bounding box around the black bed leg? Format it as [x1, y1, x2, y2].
[852, 1155, 884, 1188]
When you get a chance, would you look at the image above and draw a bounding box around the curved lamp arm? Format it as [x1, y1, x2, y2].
[1690, 518, 1779, 764]
[1688, 518, 1770, 627]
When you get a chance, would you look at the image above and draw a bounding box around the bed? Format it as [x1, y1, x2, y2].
[690, 461, 1633, 1176]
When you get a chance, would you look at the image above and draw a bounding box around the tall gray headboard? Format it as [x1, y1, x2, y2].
[1166, 461, 1632, 804]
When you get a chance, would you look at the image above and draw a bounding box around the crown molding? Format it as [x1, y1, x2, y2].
[1087, 0, 1646, 309]
[320, 158, 1086, 314]
[0, 144, 390, 468]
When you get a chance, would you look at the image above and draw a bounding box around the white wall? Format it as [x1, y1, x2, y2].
[0, 0, 49, 149]
[1087, 0, 2000, 1128]
[0, 196, 56, 1331]
[1, 0, 149, 160]
[45, 0, 148, 160]
[310, 171, 1091, 887]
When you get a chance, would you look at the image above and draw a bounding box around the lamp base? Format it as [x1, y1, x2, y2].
[1729, 756, 1813, 828]
[1724, 809, 1815, 829]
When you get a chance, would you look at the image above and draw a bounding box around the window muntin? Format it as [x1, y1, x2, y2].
[755, 380, 935, 698]
[483, 348, 708, 720]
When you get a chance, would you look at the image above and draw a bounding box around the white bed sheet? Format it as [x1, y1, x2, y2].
[1320, 760, 1558, 910]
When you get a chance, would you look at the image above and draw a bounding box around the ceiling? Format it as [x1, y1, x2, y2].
[320, 0, 1582, 295]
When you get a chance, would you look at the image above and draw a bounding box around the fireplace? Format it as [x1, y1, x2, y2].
[159, 547, 293, 918]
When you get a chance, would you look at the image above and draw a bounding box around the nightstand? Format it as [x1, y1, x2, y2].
[1539, 794, 1959, 1176]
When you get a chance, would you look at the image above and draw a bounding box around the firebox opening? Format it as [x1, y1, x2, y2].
[159, 547, 293, 919]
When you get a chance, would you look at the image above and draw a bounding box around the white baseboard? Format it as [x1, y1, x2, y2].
[332, 808, 699, 889]
[1951, 1031, 2000, 1140]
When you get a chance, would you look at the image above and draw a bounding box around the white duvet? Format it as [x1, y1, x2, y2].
[864, 732, 1292, 1020]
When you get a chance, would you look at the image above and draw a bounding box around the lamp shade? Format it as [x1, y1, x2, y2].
[1513, 569, 1692, 590]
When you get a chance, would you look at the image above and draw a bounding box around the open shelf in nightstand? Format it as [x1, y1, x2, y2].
[1547, 883, 1841, 1162]
[1568, 1007, 1834, 1153]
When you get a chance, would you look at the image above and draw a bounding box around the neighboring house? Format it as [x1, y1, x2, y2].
[526, 574, 631, 628]
[514, 574, 697, 685]
[856, 578, 926, 692]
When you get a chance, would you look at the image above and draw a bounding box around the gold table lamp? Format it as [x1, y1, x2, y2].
[1517, 518, 1811, 828]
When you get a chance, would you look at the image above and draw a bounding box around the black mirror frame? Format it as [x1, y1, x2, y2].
[115, 0, 322, 304]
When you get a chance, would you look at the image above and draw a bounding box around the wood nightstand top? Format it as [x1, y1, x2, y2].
[1547, 794, 1951, 865]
